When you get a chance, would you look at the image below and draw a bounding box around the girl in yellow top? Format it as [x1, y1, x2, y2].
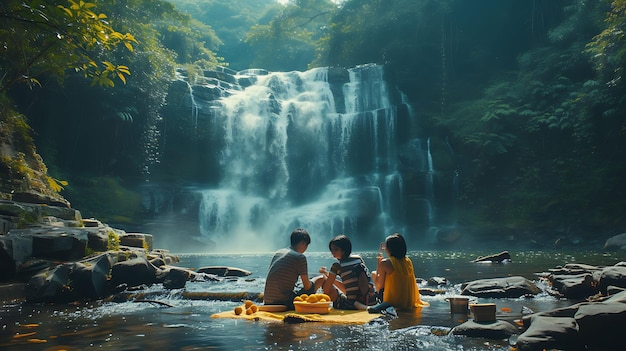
[370, 233, 428, 312]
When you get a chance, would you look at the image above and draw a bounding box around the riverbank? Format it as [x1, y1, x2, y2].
[2, 250, 625, 351]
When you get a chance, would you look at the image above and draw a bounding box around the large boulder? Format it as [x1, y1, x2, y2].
[450, 319, 519, 339]
[574, 301, 626, 350]
[70, 254, 111, 299]
[32, 232, 87, 261]
[604, 233, 626, 250]
[0, 237, 16, 281]
[197, 266, 251, 277]
[461, 276, 540, 298]
[24, 263, 74, 302]
[157, 266, 191, 289]
[119, 233, 153, 251]
[516, 315, 583, 351]
[597, 264, 626, 294]
[548, 273, 598, 299]
[111, 257, 159, 288]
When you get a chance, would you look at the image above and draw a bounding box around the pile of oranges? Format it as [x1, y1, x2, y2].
[233, 300, 258, 315]
[293, 293, 331, 303]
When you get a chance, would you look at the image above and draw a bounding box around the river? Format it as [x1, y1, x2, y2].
[1, 249, 624, 350]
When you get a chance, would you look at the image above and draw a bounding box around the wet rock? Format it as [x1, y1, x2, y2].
[158, 267, 191, 289]
[461, 276, 540, 298]
[597, 264, 626, 294]
[575, 300, 626, 350]
[197, 266, 252, 277]
[0, 236, 16, 281]
[548, 273, 598, 299]
[426, 276, 447, 286]
[149, 257, 167, 268]
[516, 291, 626, 350]
[450, 319, 519, 339]
[471, 251, 511, 263]
[150, 249, 180, 264]
[604, 233, 626, 250]
[111, 257, 159, 288]
[516, 315, 583, 351]
[25, 263, 74, 302]
[70, 254, 111, 299]
[16, 258, 57, 281]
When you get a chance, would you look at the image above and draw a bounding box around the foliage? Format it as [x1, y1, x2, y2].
[167, 0, 278, 69]
[0, 0, 136, 92]
[440, 0, 626, 232]
[107, 230, 121, 251]
[586, 0, 626, 87]
[63, 176, 142, 224]
[0, 101, 67, 199]
[245, 0, 337, 70]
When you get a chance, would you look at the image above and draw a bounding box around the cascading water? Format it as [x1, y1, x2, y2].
[153, 64, 438, 252]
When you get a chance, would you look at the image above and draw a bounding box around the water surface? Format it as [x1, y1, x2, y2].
[1, 250, 624, 350]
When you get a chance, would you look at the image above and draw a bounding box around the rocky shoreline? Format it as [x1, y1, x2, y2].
[2, 199, 626, 350]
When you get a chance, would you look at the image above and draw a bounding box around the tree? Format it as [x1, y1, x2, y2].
[0, 0, 137, 93]
[245, 0, 337, 71]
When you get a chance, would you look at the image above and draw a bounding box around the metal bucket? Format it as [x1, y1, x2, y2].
[445, 297, 470, 314]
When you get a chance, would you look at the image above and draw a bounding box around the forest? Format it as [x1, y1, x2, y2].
[1, 0, 625, 247]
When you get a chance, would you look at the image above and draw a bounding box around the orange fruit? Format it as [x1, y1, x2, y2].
[234, 306, 243, 315]
[244, 300, 254, 308]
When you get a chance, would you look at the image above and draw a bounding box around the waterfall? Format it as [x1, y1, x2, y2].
[159, 64, 426, 252]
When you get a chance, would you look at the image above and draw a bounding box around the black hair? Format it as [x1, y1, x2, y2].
[386, 233, 407, 259]
[328, 234, 352, 257]
[290, 228, 311, 246]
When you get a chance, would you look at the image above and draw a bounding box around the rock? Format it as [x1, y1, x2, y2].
[87, 230, 110, 252]
[6, 233, 33, 264]
[548, 273, 598, 299]
[111, 257, 159, 288]
[471, 251, 511, 263]
[450, 319, 519, 339]
[574, 301, 626, 350]
[197, 266, 252, 277]
[0, 201, 37, 218]
[32, 232, 87, 261]
[461, 276, 540, 298]
[119, 233, 153, 251]
[427, 276, 447, 286]
[24, 263, 74, 302]
[150, 249, 180, 264]
[12, 191, 70, 208]
[604, 233, 626, 250]
[597, 265, 626, 294]
[158, 267, 190, 289]
[16, 258, 57, 281]
[70, 254, 111, 299]
[40, 205, 82, 221]
[515, 315, 583, 351]
[0, 236, 16, 281]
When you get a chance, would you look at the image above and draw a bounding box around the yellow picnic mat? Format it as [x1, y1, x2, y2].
[211, 308, 380, 324]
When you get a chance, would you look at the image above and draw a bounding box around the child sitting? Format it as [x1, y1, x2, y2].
[319, 235, 376, 310]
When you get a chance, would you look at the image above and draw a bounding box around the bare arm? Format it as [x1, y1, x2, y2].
[374, 259, 392, 291]
[300, 274, 312, 291]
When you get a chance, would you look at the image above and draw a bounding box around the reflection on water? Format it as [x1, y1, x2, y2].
[1, 250, 624, 350]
